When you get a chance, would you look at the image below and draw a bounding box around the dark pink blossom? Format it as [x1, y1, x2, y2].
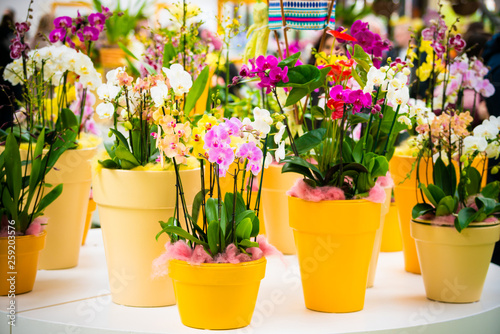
[77, 26, 100, 42]
[54, 16, 73, 29]
[15, 22, 29, 34]
[88, 13, 106, 31]
[49, 28, 66, 43]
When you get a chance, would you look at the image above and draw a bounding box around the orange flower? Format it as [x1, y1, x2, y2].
[326, 29, 358, 42]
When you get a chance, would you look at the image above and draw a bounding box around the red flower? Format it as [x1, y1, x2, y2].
[338, 59, 354, 67]
[326, 64, 351, 81]
[326, 30, 358, 42]
[327, 99, 344, 119]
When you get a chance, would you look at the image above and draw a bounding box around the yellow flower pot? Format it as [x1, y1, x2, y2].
[411, 220, 500, 303]
[38, 146, 98, 269]
[169, 258, 267, 329]
[93, 168, 200, 307]
[367, 186, 392, 288]
[390, 155, 488, 274]
[0, 231, 46, 295]
[81, 198, 96, 246]
[381, 202, 403, 252]
[288, 196, 381, 312]
[261, 164, 300, 254]
[100, 47, 125, 69]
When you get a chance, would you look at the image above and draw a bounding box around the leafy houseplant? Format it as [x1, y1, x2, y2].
[92, 62, 212, 307]
[2, 7, 105, 270]
[391, 14, 496, 274]
[150, 93, 285, 329]
[409, 113, 500, 303]
[234, 23, 409, 312]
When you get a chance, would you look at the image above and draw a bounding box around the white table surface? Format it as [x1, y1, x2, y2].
[1, 229, 500, 334]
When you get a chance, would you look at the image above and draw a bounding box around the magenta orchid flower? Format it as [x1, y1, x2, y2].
[49, 28, 66, 43]
[77, 26, 100, 42]
[88, 13, 106, 32]
[54, 16, 73, 29]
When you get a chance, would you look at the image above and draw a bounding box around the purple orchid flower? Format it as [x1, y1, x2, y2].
[15, 22, 30, 34]
[77, 26, 100, 42]
[54, 16, 73, 29]
[49, 28, 67, 43]
[88, 12, 106, 32]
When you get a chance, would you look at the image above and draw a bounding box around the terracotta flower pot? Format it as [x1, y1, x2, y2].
[0, 231, 46, 295]
[169, 258, 266, 329]
[93, 167, 200, 307]
[261, 164, 300, 254]
[288, 196, 381, 312]
[411, 220, 500, 303]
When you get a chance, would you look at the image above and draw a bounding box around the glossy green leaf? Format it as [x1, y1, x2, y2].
[455, 207, 478, 232]
[278, 52, 301, 68]
[205, 198, 219, 225]
[36, 184, 63, 214]
[115, 143, 140, 167]
[110, 128, 130, 151]
[118, 41, 138, 60]
[207, 221, 220, 255]
[191, 189, 208, 226]
[162, 44, 176, 68]
[436, 196, 455, 216]
[294, 128, 326, 154]
[481, 181, 500, 199]
[185, 66, 210, 113]
[156, 225, 208, 246]
[235, 217, 252, 241]
[412, 203, 434, 219]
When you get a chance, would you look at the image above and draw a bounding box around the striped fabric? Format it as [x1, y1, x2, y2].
[268, 0, 336, 31]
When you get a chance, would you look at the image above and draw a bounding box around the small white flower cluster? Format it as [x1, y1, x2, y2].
[240, 107, 286, 166]
[95, 63, 193, 120]
[364, 65, 413, 128]
[464, 116, 500, 158]
[3, 45, 101, 90]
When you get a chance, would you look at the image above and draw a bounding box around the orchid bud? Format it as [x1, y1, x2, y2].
[123, 121, 133, 130]
[492, 166, 499, 174]
[108, 130, 113, 137]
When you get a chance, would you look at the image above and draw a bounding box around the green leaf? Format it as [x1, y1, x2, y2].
[162, 44, 177, 68]
[277, 65, 321, 88]
[110, 128, 130, 151]
[436, 196, 455, 216]
[205, 198, 219, 225]
[294, 128, 326, 154]
[115, 143, 140, 167]
[191, 189, 208, 226]
[251, 215, 260, 237]
[456, 207, 479, 232]
[433, 157, 455, 196]
[104, 142, 116, 159]
[143, 63, 157, 76]
[156, 217, 178, 241]
[207, 221, 221, 255]
[118, 41, 138, 60]
[236, 210, 256, 224]
[466, 167, 482, 196]
[427, 184, 447, 206]
[278, 52, 301, 68]
[3, 132, 22, 206]
[60, 108, 79, 129]
[475, 196, 496, 215]
[156, 225, 208, 246]
[238, 239, 259, 248]
[481, 181, 500, 199]
[284, 87, 309, 107]
[36, 184, 63, 214]
[185, 66, 209, 114]
[282, 156, 323, 180]
[98, 159, 120, 169]
[352, 44, 372, 72]
[412, 203, 435, 219]
[235, 217, 253, 241]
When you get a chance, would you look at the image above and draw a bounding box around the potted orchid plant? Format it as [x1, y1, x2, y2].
[92, 62, 211, 307]
[1, 6, 106, 270]
[409, 106, 500, 303]
[391, 14, 496, 274]
[151, 104, 284, 329]
[235, 21, 412, 312]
